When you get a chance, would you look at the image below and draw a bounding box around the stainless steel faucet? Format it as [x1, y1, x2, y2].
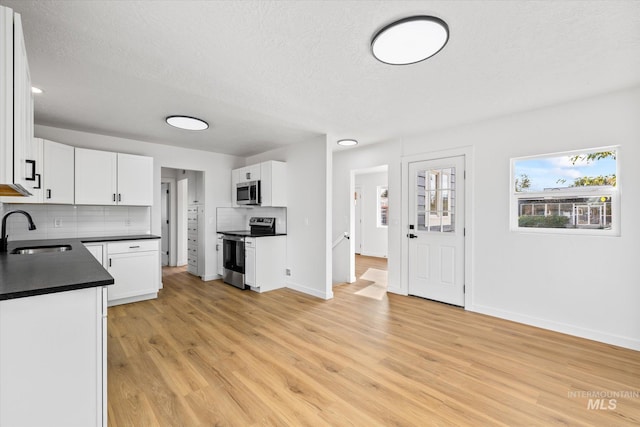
[1, 210, 37, 253]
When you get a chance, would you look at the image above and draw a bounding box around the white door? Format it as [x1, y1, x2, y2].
[354, 186, 362, 254]
[408, 156, 465, 306]
[161, 183, 170, 266]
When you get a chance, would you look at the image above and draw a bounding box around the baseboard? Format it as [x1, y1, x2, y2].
[386, 286, 405, 295]
[286, 280, 333, 300]
[107, 292, 157, 307]
[201, 273, 220, 281]
[359, 251, 388, 258]
[468, 304, 640, 351]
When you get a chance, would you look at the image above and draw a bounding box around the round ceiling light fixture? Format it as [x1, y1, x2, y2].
[371, 16, 449, 65]
[337, 139, 358, 147]
[165, 115, 209, 131]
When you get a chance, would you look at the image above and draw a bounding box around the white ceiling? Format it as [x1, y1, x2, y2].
[3, 1, 640, 157]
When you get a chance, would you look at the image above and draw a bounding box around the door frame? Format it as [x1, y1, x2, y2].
[401, 146, 474, 308]
[161, 178, 177, 266]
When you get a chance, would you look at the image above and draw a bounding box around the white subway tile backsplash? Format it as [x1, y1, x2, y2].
[216, 206, 287, 233]
[0, 204, 151, 240]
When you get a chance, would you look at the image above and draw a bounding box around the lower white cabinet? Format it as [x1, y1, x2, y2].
[106, 240, 160, 306]
[216, 233, 224, 276]
[246, 235, 286, 293]
[0, 286, 107, 427]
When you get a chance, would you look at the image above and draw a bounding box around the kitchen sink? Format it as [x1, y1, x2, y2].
[11, 245, 72, 255]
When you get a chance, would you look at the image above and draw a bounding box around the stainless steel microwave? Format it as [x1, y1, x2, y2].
[236, 180, 261, 205]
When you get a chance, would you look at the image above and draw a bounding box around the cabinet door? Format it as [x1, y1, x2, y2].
[84, 244, 104, 265]
[0, 7, 14, 189]
[245, 239, 256, 286]
[11, 13, 33, 193]
[117, 153, 153, 206]
[0, 287, 103, 427]
[43, 140, 74, 204]
[107, 251, 159, 302]
[75, 148, 117, 205]
[0, 137, 43, 203]
[216, 235, 224, 276]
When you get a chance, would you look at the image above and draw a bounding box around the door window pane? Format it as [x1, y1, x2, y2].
[417, 167, 456, 232]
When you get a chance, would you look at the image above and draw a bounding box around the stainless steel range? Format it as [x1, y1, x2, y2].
[221, 217, 276, 289]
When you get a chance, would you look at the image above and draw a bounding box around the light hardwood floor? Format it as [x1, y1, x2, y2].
[108, 263, 640, 426]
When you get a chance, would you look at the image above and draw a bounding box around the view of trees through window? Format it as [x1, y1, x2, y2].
[512, 150, 617, 230]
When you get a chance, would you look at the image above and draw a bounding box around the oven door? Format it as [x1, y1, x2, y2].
[222, 236, 246, 289]
[236, 181, 260, 205]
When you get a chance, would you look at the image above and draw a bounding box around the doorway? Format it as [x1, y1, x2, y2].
[349, 165, 389, 295]
[406, 155, 466, 306]
[160, 182, 170, 266]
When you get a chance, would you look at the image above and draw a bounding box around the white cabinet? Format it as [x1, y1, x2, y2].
[245, 237, 256, 286]
[106, 239, 160, 306]
[231, 160, 286, 207]
[84, 243, 105, 265]
[260, 160, 287, 207]
[0, 286, 107, 427]
[246, 235, 286, 293]
[187, 205, 204, 277]
[75, 148, 153, 206]
[0, 137, 43, 203]
[0, 6, 33, 197]
[75, 148, 117, 205]
[43, 139, 75, 204]
[1, 138, 75, 204]
[117, 153, 154, 206]
[216, 233, 224, 276]
[234, 164, 261, 183]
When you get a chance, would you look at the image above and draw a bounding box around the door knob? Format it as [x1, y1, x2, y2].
[407, 233, 418, 239]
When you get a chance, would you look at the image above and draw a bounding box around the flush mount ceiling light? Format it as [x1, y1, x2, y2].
[31, 86, 43, 94]
[371, 16, 449, 65]
[337, 139, 358, 147]
[165, 115, 209, 131]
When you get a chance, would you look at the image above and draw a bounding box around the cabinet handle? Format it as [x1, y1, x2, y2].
[34, 174, 41, 189]
[246, 172, 250, 180]
[109, 258, 112, 267]
[129, 245, 140, 249]
[113, 193, 116, 202]
[118, 193, 122, 202]
[46, 189, 51, 199]
[25, 160, 36, 181]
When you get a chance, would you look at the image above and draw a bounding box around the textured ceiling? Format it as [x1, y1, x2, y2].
[3, 0, 640, 156]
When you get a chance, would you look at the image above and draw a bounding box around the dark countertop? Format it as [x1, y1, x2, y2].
[0, 235, 160, 301]
[217, 230, 287, 238]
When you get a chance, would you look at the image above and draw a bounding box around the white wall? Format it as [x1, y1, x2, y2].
[246, 135, 332, 299]
[354, 171, 388, 258]
[34, 124, 244, 280]
[333, 86, 640, 350]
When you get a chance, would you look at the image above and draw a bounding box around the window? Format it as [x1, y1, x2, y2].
[377, 186, 388, 227]
[511, 148, 618, 235]
[417, 168, 456, 232]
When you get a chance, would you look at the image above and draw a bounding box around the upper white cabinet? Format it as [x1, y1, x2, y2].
[0, 138, 74, 204]
[117, 153, 154, 206]
[260, 160, 286, 207]
[43, 139, 74, 204]
[0, 6, 34, 197]
[231, 160, 286, 207]
[75, 148, 153, 206]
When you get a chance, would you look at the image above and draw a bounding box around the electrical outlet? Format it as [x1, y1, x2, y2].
[53, 218, 62, 228]
[286, 269, 291, 276]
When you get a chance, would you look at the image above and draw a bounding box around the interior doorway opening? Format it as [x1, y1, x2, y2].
[160, 167, 204, 273]
[350, 165, 389, 290]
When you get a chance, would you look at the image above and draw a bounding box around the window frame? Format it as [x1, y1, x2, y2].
[510, 146, 620, 236]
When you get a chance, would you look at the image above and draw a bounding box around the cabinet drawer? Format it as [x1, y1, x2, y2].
[188, 257, 197, 266]
[107, 240, 158, 254]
